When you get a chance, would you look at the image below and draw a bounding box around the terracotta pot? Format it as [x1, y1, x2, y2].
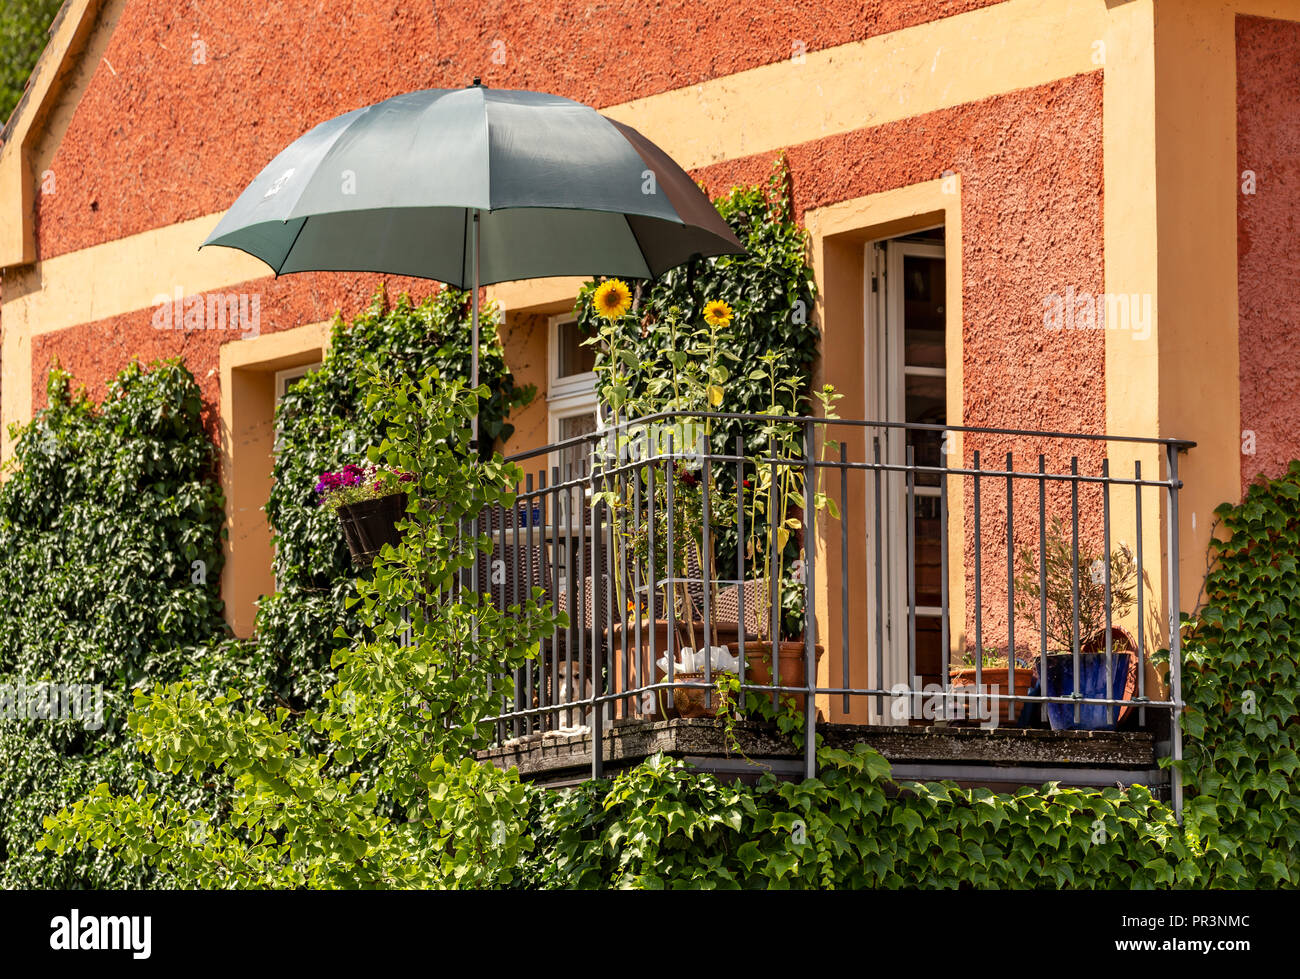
[947, 666, 1036, 724]
[737, 640, 824, 693]
[336, 493, 408, 569]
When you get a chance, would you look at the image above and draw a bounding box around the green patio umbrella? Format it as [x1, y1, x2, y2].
[202, 82, 745, 439]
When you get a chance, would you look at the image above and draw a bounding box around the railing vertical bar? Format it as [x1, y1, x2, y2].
[632, 450, 644, 718]
[906, 443, 917, 699]
[591, 457, 604, 781]
[648, 454, 660, 714]
[973, 450, 983, 693]
[547, 467, 559, 732]
[562, 464, 576, 729]
[520, 475, 532, 734]
[1101, 459, 1115, 727]
[840, 440, 851, 714]
[575, 462, 586, 733]
[1135, 459, 1147, 728]
[769, 451, 780, 710]
[617, 453, 631, 719]
[666, 433, 678, 702]
[940, 440, 951, 707]
[506, 493, 522, 740]
[1005, 451, 1015, 728]
[872, 434, 885, 717]
[736, 436, 747, 693]
[702, 447, 714, 709]
[1038, 455, 1049, 725]
[1070, 456, 1082, 726]
[1166, 444, 1184, 822]
[803, 419, 818, 780]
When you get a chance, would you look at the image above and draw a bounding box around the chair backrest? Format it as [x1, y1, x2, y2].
[467, 504, 555, 611]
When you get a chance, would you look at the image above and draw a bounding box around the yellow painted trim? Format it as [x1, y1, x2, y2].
[0, 0, 110, 267]
[219, 321, 331, 637]
[604, 0, 1105, 171]
[805, 177, 964, 722]
[488, 276, 586, 318]
[0, 215, 269, 460]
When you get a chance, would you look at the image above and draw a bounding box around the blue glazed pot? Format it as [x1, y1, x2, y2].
[1044, 652, 1132, 731]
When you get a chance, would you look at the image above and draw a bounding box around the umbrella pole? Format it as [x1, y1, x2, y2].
[470, 208, 481, 452]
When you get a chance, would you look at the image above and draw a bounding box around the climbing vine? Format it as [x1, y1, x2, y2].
[254, 285, 532, 705]
[0, 361, 232, 888]
[1173, 460, 1300, 886]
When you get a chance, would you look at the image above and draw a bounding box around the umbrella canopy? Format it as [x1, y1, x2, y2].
[202, 84, 745, 285]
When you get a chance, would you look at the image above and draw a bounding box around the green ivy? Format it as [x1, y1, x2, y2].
[253, 285, 532, 706]
[1172, 460, 1300, 886]
[0, 361, 235, 888]
[41, 369, 558, 888]
[525, 747, 1196, 889]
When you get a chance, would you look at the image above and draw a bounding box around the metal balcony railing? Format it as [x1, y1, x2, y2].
[469, 412, 1194, 817]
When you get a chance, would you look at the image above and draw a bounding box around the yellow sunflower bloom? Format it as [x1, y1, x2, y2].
[593, 279, 633, 320]
[703, 299, 733, 327]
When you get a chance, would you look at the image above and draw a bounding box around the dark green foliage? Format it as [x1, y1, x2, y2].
[576, 158, 818, 634]
[576, 155, 818, 448]
[1, 285, 528, 888]
[526, 748, 1195, 889]
[1174, 460, 1300, 886]
[0, 0, 61, 126]
[0, 361, 233, 888]
[253, 286, 531, 705]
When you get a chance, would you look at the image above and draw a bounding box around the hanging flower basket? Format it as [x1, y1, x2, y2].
[315, 463, 415, 569]
[336, 492, 409, 569]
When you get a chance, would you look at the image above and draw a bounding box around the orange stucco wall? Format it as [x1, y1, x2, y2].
[1237, 14, 1300, 493]
[33, 0, 1009, 263]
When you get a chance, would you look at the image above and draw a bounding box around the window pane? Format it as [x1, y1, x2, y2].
[902, 255, 945, 368]
[905, 373, 945, 487]
[558, 412, 598, 478]
[556, 319, 596, 378]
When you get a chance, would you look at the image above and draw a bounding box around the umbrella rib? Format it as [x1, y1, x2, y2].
[276, 217, 311, 277]
[620, 213, 655, 280]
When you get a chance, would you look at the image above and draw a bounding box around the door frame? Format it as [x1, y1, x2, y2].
[863, 231, 947, 715]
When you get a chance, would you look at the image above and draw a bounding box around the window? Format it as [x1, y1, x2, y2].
[548, 314, 597, 400]
[548, 313, 599, 481]
[274, 363, 319, 405]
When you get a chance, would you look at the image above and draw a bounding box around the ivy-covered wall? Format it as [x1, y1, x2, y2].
[0, 361, 234, 888]
[0, 286, 525, 888]
[251, 285, 528, 706]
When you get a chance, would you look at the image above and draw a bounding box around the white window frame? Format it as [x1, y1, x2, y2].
[274, 363, 319, 405]
[548, 312, 598, 404]
[547, 312, 600, 483]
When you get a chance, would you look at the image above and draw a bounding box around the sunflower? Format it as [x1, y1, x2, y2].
[702, 299, 733, 327]
[593, 279, 633, 320]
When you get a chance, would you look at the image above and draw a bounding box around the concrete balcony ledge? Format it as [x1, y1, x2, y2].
[476, 719, 1168, 797]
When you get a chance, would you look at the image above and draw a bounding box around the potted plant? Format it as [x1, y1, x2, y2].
[1012, 516, 1141, 730]
[316, 463, 415, 568]
[948, 646, 1036, 725]
[586, 287, 837, 718]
